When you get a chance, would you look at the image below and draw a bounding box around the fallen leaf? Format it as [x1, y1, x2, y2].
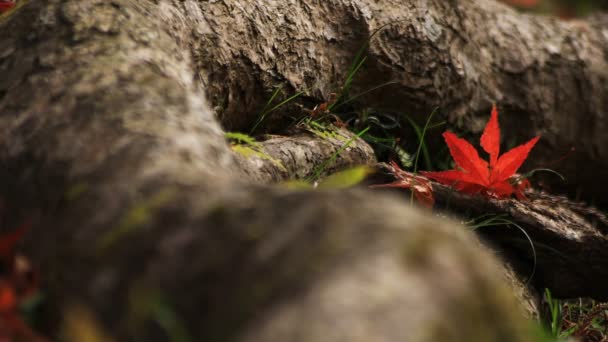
[371, 161, 435, 208]
[422, 105, 539, 200]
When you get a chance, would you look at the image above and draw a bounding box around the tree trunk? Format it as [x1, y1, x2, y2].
[1, 0, 606, 340]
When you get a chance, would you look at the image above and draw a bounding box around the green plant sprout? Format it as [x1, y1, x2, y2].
[544, 289, 567, 339]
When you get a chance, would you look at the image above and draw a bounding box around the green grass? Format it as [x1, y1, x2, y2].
[240, 15, 606, 342]
[307, 126, 370, 182]
[544, 289, 566, 338]
[329, 20, 407, 112]
[409, 109, 440, 173]
[250, 86, 305, 135]
[225, 132, 286, 171]
[128, 284, 193, 342]
[224, 132, 260, 147]
[542, 292, 608, 341]
[515, 168, 566, 186]
[331, 81, 399, 112]
[467, 214, 537, 284]
[247, 20, 433, 175]
[299, 118, 346, 141]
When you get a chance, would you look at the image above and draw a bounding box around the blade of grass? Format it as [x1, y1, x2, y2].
[404, 109, 438, 205]
[470, 217, 537, 284]
[153, 299, 193, 342]
[265, 91, 306, 115]
[308, 127, 370, 182]
[361, 133, 396, 144]
[428, 121, 446, 129]
[465, 213, 507, 226]
[260, 86, 283, 115]
[408, 108, 439, 173]
[329, 20, 407, 112]
[328, 56, 367, 112]
[331, 81, 399, 112]
[250, 88, 305, 134]
[523, 168, 566, 181]
[250, 86, 282, 135]
[545, 288, 562, 337]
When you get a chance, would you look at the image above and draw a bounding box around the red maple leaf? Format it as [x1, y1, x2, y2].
[422, 105, 539, 200]
[371, 161, 435, 208]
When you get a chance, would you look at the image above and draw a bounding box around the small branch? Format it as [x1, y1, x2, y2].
[233, 127, 376, 183]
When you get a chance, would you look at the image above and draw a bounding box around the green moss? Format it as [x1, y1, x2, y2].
[97, 187, 177, 254]
[65, 182, 89, 201]
[224, 132, 260, 147]
[231, 144, 286, 171]
[302, 120, 347, 141]
[226, 131, 286, 171]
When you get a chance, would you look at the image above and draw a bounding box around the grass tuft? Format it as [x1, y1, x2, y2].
[307, 126, 370, 182]
[467, 214, 537, 284]
[250, 86, 305, 135]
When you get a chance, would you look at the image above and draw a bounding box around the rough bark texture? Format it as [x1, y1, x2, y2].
[0, 0, 606, 340]
[374, 163, 608, 300]
[196, 0, 608, 204]
[233, 127, 376, 183]
[461, 190, 608, 300]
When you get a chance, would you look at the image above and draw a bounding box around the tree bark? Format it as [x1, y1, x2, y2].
[233, 127, 376, 183]
[373, 163, 608, 300]
[197, 0, 608, 203]
[0, 0, 606, 340]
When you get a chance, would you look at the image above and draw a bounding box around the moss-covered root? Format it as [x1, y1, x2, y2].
[222, 190, 540, 342]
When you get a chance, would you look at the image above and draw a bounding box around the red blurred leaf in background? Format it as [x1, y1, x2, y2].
[0, 221, 28, 261]
[0, 0, 15, 14]
[0, 220, 47, 341]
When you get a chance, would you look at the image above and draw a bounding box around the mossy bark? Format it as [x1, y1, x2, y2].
[373, 163, 608, 300]
[233, 127, 377, 183]
[193, 0, 608, 204]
